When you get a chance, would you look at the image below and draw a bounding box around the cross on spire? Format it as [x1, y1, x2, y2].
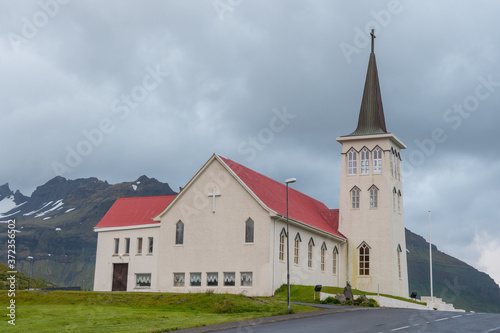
[370, 29, 376, 53]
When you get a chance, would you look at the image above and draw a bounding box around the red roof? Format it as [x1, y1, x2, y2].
[218, 155, 345, 239]
[95, 195, 176, 228]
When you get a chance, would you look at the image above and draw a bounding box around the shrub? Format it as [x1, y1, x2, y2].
[345, 299, 354, 306]
[321, 296, 336, 304]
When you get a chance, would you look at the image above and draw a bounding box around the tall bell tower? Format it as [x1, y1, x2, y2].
[337, 30, 409, 298]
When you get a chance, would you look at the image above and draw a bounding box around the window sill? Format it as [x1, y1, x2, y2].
[134, 286, 151, 290]
[244, 242, 254, 245]
[358, 276, 370, 278]
[146, 253, 153, 256]
[112, 254, 119, 257]
[174, 244, 184, 247]
[123, 254, 129, 256]
[136, 254, 142, 256]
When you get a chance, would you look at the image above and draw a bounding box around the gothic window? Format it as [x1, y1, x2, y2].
[396, 154, 401, 180]
[137, 237, 143, 254]
[136, 273, 151, 287]
[351, 187, 360, 209]
[294, 233, 301, 265]
[207, 272, 218, 286]
[173, 273, 185, 287]
[114, 238, 119, 255]
[148, 237, 154, 254]
[373, 147, 382, 173]
[390, 150, 394, 176]
[175, 221, 184, 245]
[398, 190, 402, 213]
[348, 149, 357, 175]
[361, 148, 370, 174]
[321, 242, 327, 271]
[190, 273, 201, 286]
[393, 188, 397, 212]
[308, 238, 315, 268]
[241, 272, 253, 286]
[279, 228, 286, 261]
[124, 238, 130, 255]
[397, 245, 402, 279]
[369, 186, 378, 208]
[224, 272, 235, 286]
[245, 218, 254, 243]
[332, 247, 339, 275]
[359, 243, 370, 276]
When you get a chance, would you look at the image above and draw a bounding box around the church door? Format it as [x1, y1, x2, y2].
[112, 263, 128, 291]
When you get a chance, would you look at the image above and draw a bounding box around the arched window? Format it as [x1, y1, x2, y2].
[294, 233, 301, 265]
[279, 228, 286, 261]
[348, 149, 357, 175]
[397, 244, 402, 279]
[369, 186, 378, 208]
[373, 147, 382, 173]
[395, 153, 401, 180]
[321, 242, 327, 271]
[390, 150, 394, 176]
[351, 187, 360, 209]
[332, 247, 339, 275]
[359, 243, 370, 276]
[397, 190, 402, 213]
[175, 221, 184, 245]
[361, 148, 370, 174]
[245, 218, 254, 243]
[308, 238, 315, 268]
[393, 188, 397, 211]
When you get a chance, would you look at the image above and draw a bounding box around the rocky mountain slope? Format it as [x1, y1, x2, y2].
[0, 176, 499, 312]
[0, 176, 176, 290]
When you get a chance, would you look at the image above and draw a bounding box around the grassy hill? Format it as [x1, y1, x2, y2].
[406, 229, 500, 313]
[0, 262, 49, 290]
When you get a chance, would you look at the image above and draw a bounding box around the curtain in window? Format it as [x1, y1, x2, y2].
[136, 274, 151, 286]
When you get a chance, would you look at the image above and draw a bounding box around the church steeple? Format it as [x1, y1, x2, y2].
[349, 29, 387, 136]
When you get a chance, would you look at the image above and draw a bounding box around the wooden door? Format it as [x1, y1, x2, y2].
[112, 263, 128, 291]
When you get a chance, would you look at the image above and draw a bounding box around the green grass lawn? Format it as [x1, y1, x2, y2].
[0, 290, 315, 332]
[273, 284, 426, 306]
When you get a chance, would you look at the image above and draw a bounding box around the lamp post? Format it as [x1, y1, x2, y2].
[285, 177, 296, 310]
[27, 256, 33, 290]
[428, 210, 433, 305]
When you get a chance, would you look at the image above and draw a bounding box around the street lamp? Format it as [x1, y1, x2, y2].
[27, 256, 33, 290]
[428, 210, 434, 306]
[285, 177, 296, 310]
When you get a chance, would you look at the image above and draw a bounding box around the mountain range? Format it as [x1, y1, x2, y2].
[0, 176, 499, 313]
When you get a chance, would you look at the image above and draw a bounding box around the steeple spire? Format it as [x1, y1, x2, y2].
[349, 29, 387, 136]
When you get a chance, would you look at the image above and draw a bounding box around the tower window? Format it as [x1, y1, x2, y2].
[361, 148, 370, 174]
[398, 190, 402, 213]
[351, 187, 360, 209]
[359, 243, 370, 276]
[373, 147, 382, 173]
[397, 245, 402, 279]
[393, 188, 397, 212]
[369, 186, 378, 208]
[348, 149, 357, 175]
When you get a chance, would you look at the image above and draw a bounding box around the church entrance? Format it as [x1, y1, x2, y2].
[112, 263, 128, 291]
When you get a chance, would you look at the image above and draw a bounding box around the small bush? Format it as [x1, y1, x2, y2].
[355, 297, 364, 304]
[345, 299, 354, 306]
[321, 296, 341, 305]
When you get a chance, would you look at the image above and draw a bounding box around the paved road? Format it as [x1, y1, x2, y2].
[211, 307, 500, 333]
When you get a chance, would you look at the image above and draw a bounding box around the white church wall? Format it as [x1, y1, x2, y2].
[337, 134, 409, 298]
[94, 225, 160, 292]
[271, 218, 346, 293]
[155, 158, 274, 296]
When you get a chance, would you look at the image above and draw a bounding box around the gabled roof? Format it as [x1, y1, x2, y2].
[95, 195, 176, 229]
[218, 155, 345, 239]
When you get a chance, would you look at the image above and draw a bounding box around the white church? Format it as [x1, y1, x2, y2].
[93, 38, 410, 298]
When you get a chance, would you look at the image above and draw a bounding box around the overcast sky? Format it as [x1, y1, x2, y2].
[1, 1, 500, 287]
